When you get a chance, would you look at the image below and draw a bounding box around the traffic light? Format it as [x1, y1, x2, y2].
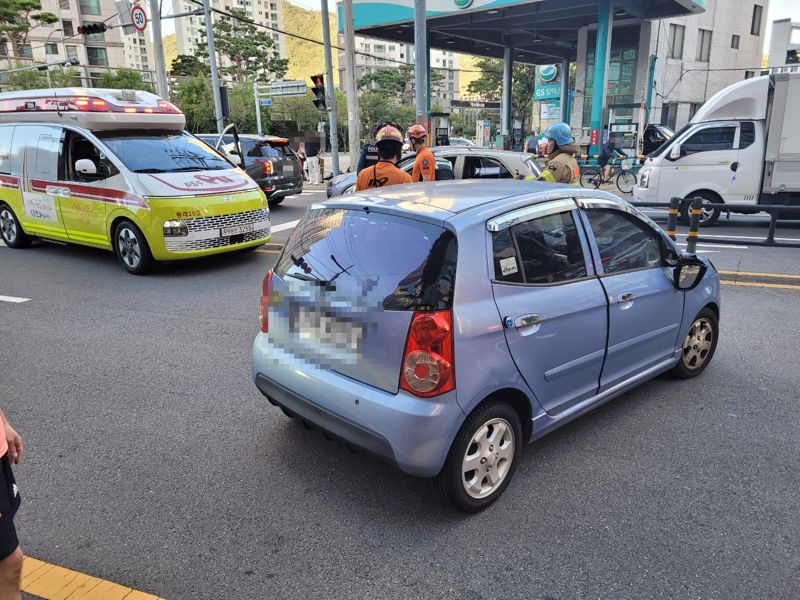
[78, 22, 108, 36]
[310, 74, 326, 111]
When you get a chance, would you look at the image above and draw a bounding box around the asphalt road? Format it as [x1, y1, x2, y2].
[2, 188, 799, 600]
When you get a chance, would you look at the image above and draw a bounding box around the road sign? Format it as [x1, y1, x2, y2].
[259, 98, 272, 107]
[130, 5, 147, 31]
[259, 80, 307, 98]
[115, 0, 135, 35]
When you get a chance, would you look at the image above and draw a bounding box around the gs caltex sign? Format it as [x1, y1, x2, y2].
[539, 65, 558, 83]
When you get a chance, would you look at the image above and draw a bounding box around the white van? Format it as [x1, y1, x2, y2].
[633, 72, 800, 225]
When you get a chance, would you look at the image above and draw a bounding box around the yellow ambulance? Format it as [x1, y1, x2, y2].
[0, 88, 270, 274]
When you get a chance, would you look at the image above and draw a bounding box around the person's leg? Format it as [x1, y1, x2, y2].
[602, 164, 611, 181]
[0, 546, 22, 600]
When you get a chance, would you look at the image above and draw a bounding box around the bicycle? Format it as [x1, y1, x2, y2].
[580, 157, 637, 194]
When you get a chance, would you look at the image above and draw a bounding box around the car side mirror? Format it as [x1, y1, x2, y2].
[668, 143, 682, 161]
[673, 255, 707, 291]
[75, 158, 98, 176]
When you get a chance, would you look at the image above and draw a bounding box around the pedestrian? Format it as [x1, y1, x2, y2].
[355, 124, 412, 191]
[306, 138, 321, 184]
[0, 409, 23, 600]
[407, 124, 435, 183]
[536, 123, 580, 184]
[296, 142, 308, 182]
[524, 129, 538, 153]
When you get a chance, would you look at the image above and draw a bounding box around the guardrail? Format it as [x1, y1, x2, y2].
[630, 197, 800, 250]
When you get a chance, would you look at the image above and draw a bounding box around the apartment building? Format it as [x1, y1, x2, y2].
[768, 18, 800, 67]
[122, 29, 155, 81]
[172, 0, 286, 61]
[2, 0, 126, 82]
[339, 37, 460, 111]
[572, 0, 768, 135]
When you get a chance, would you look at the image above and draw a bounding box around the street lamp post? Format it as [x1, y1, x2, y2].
[43, 28, 63, 88]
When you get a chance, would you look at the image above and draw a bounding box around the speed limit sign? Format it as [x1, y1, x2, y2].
[130, 5, 147, 32]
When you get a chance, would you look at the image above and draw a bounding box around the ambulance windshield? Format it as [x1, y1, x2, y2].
[96, 131, 232, 173]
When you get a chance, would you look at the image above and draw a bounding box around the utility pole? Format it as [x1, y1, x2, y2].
[320, 0, 339, 176]
[148, 0, 169, 99]
[202, 0, 224, 134]
[342, 0, 360, 169]
[413, 0, 428, 128]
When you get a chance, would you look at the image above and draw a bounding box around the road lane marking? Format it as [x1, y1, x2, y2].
[718, 270, 800, 280]
[678, 243, 749, 249]
[720, 280, 800, 290]
[676, 232, 800, 242]
[21, 556, 164, 600]
[254, 249, 281, 254]
[271, 219, 299, 233]
[0, 295, 30, 303]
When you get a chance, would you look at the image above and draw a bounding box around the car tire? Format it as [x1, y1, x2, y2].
[580, 168, 601, 189]
[0, 204, 32, 248]
[113, 220, 154, 275]
[671, 307, 719, 379]
[433, 400, 522, 513]
[680, 193, 721, 226]
[268, 196, 284, 206]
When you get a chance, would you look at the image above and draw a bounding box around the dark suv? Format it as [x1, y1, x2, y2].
[195, 134, 303, 205]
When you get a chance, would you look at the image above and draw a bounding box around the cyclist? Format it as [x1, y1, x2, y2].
[355, 124, 412, 191]
[599, 138, 624, 182]
[537, 123, 580, 184]
[407, 124, 436, 182]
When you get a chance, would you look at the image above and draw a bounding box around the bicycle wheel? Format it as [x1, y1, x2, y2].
[580, 168, 601, 189]
[616, 170, 637, 194]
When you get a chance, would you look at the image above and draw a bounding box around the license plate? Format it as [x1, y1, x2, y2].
[295, 309, 362, 352]
[221, 224, 254, 237]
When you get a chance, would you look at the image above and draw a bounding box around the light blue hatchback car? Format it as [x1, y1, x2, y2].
[252, 180, 720, 512]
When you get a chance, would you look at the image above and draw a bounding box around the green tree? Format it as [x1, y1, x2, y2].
[196, 10, 288, 83]
[0, 0, 58, 57]
[171, 76, 215, 133]
[467, 58, 536, 120]
[97, 68, 153, 92]
[227, 84, 258, 134]
[358, 64, 444, 105]
[170, 54, 208, 77]
[2, 65, 78, 90]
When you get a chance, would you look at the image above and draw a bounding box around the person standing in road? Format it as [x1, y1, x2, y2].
[536, 123, 580, 184]
[0, 409, 23, 600]
[306, 138, 321, 184]
[355, 124, 412, 191]
[407, 125, 436, 183]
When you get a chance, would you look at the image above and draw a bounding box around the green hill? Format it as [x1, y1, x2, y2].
[283, 2, 339, 86]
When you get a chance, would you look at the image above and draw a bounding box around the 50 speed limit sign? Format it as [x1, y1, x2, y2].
[130, 6, 147, 32]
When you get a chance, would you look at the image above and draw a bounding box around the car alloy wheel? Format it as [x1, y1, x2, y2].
[681, 317, 714, 371]
[461, 417, 515, 499]
[0, 207, 17, 244]
[117, 226, 141, 270]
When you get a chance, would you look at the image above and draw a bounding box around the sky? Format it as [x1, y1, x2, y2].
[161, 0, 799, 54]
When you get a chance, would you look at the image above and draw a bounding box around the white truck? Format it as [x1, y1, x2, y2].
[633, 71, 800, 225]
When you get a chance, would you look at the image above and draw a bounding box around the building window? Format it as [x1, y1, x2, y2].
[62, 19, 74, 37]
[45, 43, 58, 55]
[66, 45, 78, 60]
[791, 28, 800, 45]
[731, 34, 740, 49]
[270, 2, 277, 8]
[667, 24, 685, 59]
[86, 46, 108, 66]
[750, 5, 763, 36]
[374, 44, 385, 53]
[661, 103, 677, 130]
[270, 12, 277, 20]
[20, 44, 33, 58]
[59, 0, 69, 9]
[744, 70, 755, 79]
[696, 29, 712, 62]
[79, 0, 101, 16]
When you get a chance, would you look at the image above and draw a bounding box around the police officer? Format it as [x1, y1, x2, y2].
[537, 123, 580, 184]
[355, 124, 412, 191]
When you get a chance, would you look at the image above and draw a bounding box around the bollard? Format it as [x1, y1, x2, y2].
[686, 197, 702, 253]
[666, 197, 680, 241]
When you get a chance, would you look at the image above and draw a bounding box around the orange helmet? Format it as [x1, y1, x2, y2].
[374, 124, 404, 146]
[407, 124, 427, 140]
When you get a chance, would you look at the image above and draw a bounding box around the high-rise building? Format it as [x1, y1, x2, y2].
[337, 36, 460, 111]
[768, 18, 800, 67]
[5, 0, 126, 85]
[122, 29, 154, 82]
[172, 0, 286, 62]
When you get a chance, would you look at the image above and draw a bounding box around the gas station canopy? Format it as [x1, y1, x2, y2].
[345, 0, 706, 63]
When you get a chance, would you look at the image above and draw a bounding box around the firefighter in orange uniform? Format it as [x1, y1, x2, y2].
[355, 124, 412, 191]
[407, 124, 436, 183]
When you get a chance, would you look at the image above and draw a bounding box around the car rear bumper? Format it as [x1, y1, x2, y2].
[251, 335, 465, 478]
[263, 178, 303, 198]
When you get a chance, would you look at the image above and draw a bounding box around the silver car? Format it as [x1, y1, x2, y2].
[253, 181, 720, 512]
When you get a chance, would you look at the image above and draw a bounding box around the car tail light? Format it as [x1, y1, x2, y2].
[255, 159, 273, 176]
[260, 270, 273, 333]
[400, 310, 455, 397]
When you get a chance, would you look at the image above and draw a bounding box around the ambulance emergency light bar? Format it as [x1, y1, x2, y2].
[0, 88, 186, 130]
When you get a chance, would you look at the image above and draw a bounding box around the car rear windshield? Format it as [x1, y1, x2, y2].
[275, 208, 457, 311]
[96, 131, 232, 173]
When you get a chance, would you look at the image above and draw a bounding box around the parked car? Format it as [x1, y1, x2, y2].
[195, 133, 303, 205]
[448, 137, 475, 147]
[252, 181, 720, 511]
[326, 147, 541, 197]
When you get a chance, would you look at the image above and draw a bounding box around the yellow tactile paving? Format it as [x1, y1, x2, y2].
[20, 557, 164, 600]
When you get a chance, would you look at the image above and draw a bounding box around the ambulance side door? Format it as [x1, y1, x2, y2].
[58, 129, 121, 248]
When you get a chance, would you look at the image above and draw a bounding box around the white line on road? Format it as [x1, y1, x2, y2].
[679, 243, 749, 250]
[676, 232, 800, 242]
[272, 219, 300, 233]
[0, 295, 30, 303]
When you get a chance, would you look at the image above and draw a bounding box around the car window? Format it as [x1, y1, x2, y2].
[61, 131, 118, 182]
[492, 211, 587, 285]
[464, 156, 511, 179]
[681, 126, 735, 154]
[96, 131, 232, 173]
[585, 209, 662, 274]
[0, 125, 13, 175]
[739, 122, 755, 149]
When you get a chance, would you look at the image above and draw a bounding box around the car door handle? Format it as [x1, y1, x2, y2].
[618, 292, 635, 303]
[45, 185, 61, 196]
[514, 314, 542, 328]
[730, 161, 739, 172]
[59, 187, 71, 197]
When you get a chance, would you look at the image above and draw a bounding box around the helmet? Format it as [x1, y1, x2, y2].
[407, 124, 427, 140]
[374, 124, 404, 146]
[542, 123, 574, 146]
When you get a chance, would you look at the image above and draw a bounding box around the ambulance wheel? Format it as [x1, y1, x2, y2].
[113, 220, 154, 275]
[0, 204, 32, 249]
